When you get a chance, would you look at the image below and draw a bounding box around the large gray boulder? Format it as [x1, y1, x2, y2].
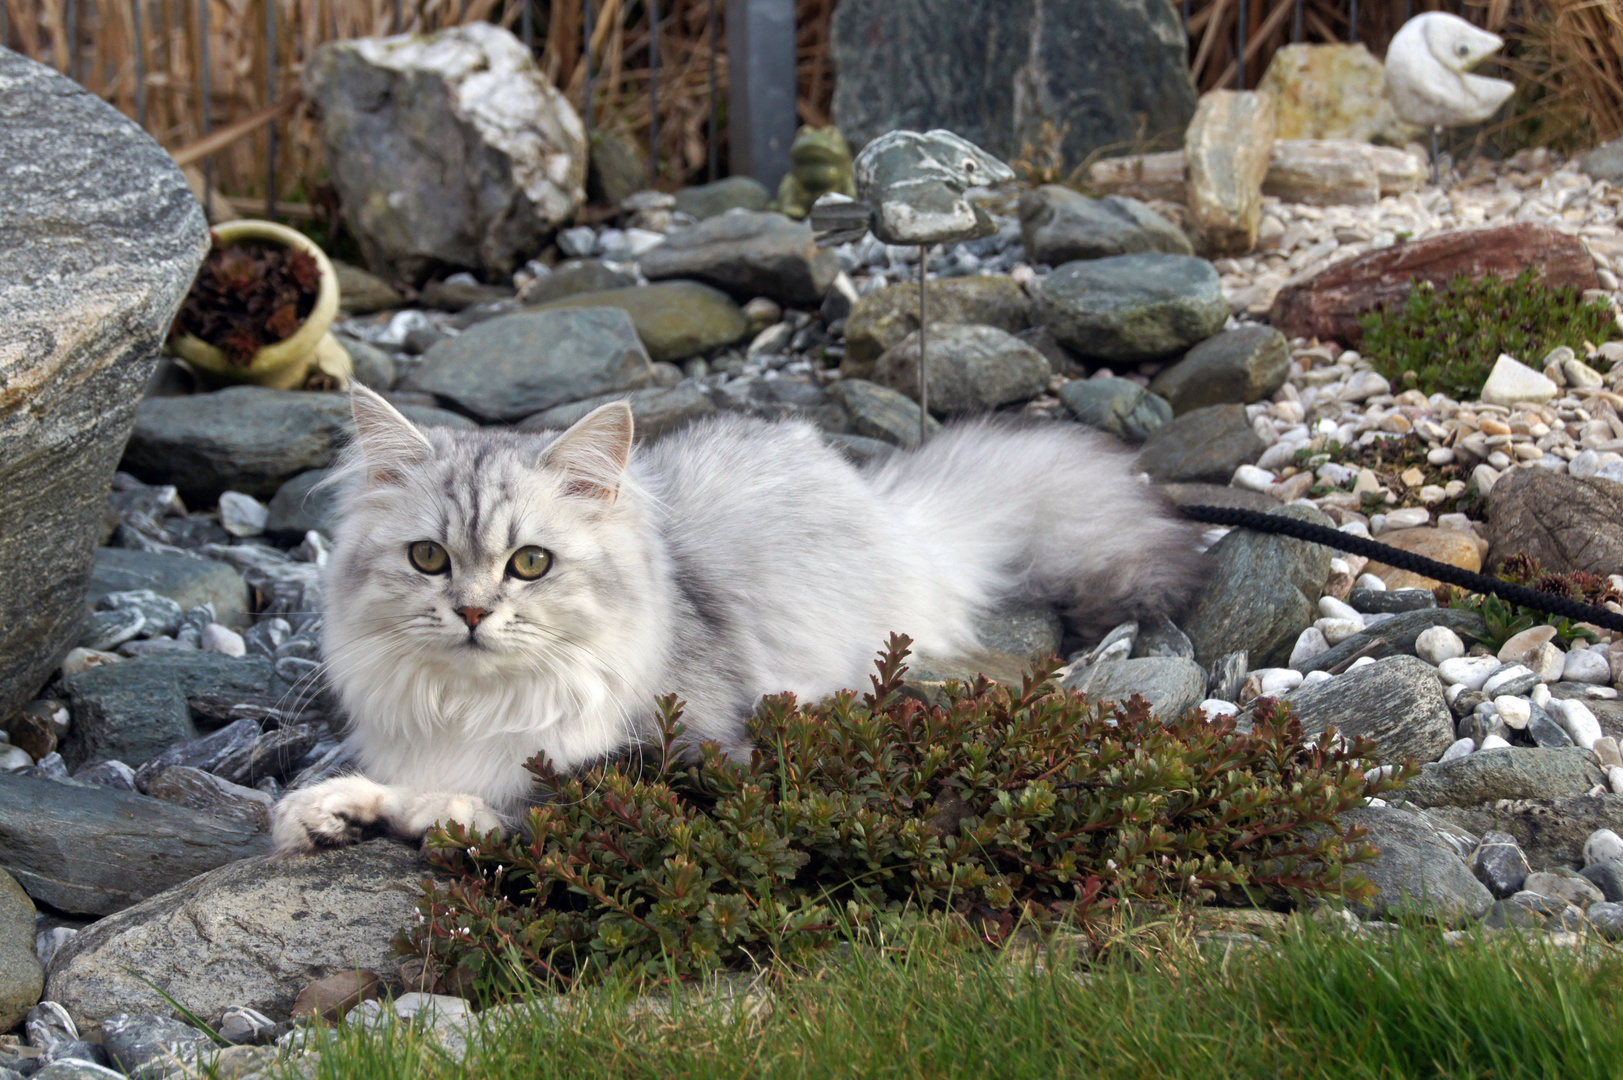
[1019, 187, 1192, 266]
[1282, 655, 1454, 767]
[45, 841, 436, 1028]
[0, 51, 208, 725]
[303, 23, 586, 286]
[1345, 806, 1494, 923]
[830, 0, 1196, 169]
[406, 308, 654, 422]
[0, 870, 41, 1031]
[872, 324, 1051, 416]
[1038, 254, 1228, 363]
[0, 774, 269, 917]
[1399, 748, 1607, 809]
[639, 210, 838, 307]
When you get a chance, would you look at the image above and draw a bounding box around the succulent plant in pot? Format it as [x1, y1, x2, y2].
[169, 219, 353, 390]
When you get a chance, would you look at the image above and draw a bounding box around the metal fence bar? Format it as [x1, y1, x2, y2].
[64, 0, 77, 79]
[708, 0, 719, 181]
[1236, 0, 1247, 88]
[199, 0, 213, 220]
[394, 0, 401, 33]
[649, 0, 661, 186]
[132, 0, 147, 126]
[1349, 0, 1358, 42]
[1293, 0, 1302, 43]
[584, 0, 595, 147]
[521, 0, 532, 50]
[265, 0, 277, 219]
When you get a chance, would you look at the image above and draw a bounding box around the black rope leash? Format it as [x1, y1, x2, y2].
[1177, 504, 1623, 635]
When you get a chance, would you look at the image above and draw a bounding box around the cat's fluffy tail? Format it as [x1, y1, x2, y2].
[861, 417, 1209, 643]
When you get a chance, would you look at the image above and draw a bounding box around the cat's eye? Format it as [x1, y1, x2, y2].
[408, 540, 450, 575]
[508, 546, 553, 580]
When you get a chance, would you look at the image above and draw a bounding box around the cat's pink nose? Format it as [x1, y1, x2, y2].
[456, 607, 489, 628]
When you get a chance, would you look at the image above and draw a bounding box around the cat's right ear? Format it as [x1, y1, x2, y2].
[350, 385, 433, 487]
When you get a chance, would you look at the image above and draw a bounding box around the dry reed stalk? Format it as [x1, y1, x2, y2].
[1525, 0, 1623, 142]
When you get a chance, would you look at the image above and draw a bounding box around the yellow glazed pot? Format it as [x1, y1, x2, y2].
[170, 219, 351, 390]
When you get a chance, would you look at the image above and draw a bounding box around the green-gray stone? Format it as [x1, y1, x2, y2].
[826, 379, 941, 448]
[1019, 186, 1193, 264]
[1398, 748, 1607, 809]
[843, 276, 1033, 377]
[1342, 806, 1493, 924]
[1038, 253, 1227, 362]
[1058, 377, 1172, 442]
[520, 260, 637, 307]
[1062, 656, 1208, 719]
[1282, 655, 1453, 766]
[872, 324, 1051, 415]
[88, 548, 250, 628]
[674, 176, 773, 220]
[1137, 403, 1267, 484]
[1181, 502, 1333, 669]
[0, 869, 40, 1031]
[533, 282, 748, 364]
[975, 604, 1064, 661]
[639, 210, 838, 307]
[1150, 325, 1291, 415]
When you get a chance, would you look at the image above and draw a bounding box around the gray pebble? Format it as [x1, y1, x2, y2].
[1347, 587, 1437, 614]
[1471, 830, 1530, 897]
[95, 590, 184, 637]
[1527, 703, 1576, 748]
[77, 608, 145, 651]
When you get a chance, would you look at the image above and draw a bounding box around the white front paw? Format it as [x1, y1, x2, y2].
[399, 792, 503, 845]
[270, 776, 398, 856]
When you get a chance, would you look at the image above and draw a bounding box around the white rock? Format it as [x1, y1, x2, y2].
[1569, 449, 1623, 483]
[60, 646, 122, 676]
[622, 228, 666, 258]
[1479, 353, 1559, 407]
[1415, 625, 1466, 665]
[1346, 656, 1376, 671]
[1231, 464, 1278, 492]
[218, 491, 269, 538]
[1302, 670, 1333, 685]
[1384, 507, 1431, 529]
[1562, 357, 1606, 389]
[0, 746, 32, 771]
[1584, 686, 1619, 700]
[1438, 737, 1475, 763]
[1315, 617, 1365, 645]
[1483, 664, 1536, 697]
[1437, 655, 1500, 689]
[1524, 642, 1566, 684]
[1199, 699, 1240, 719]
[200, 623, 247, 658]
[1584, 829, 1623, 868]
[1472, 463, 1500, 493]
[1530, 682, 1552, 708]
[1480, 734, 1513, 750]
[1343, 371, 1391, 402]
[1493, 695, 1532, 729]
[1289, 626, 1330, 668]
[1548, 698, 1603, 749]
[1426, 447, 1455, 466]
[393, 993, 473, 1022]
[1611, 765, 1623, 796]
[1445, 682, 1469, 706]
[1355, 573, 1387, 591]
[1256, 667, 1305, 695]
[1317, 595, 1363, 621]
[1563, 648, 1613, 684]
[1497, 625, 1558, 663]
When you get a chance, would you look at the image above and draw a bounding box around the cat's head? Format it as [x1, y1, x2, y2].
[321, 386, 651, 681]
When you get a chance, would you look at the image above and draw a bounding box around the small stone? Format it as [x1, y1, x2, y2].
[1482, 664, 1538, 698]
[290, 970, 383, 1022]
[145, 766, 273, 830]
[1289, 626, 1330, 669]
[1315, 617, 1364, 645]
[216, 492, 268, 538]
[1058, 378, 1173, 442]
[1548, 698, 1603, 749]
[1564, 648, 1613, 685]
[1355, 574, 1387, 592]
[1528, 703, 1576, 748]
[1231, 464, 1277, 492]
[0, 746, 32, 770]
[1479, 353, 1559, 407]
[1581, 859, 1623, 902]
[1471, 830, 1530, 897]
[1349, 588, 1437, 614]
[1585, 901, 1623, 940]
[1415, 626, 1466, 665]
[73, 759, 136, 790]
[1585, 829, 1623, 868]
[101, 1013, 214, 1079]
[1480, 734, 1512, 749]
[199, 624, 246, 658]
[76, 608, 145, 652]
[1531, 682, 1552, 708]
[217, 1006, 277, 1046]
[1438, 737, 1474, 763]
[1522, 869, 1605, 907]
[1524, 642, 1567, 684]
[1493, 695, 1532, 730]
[1595, 737, 1623, 768]
[1437, 655, 1501, 690]
[1199, 699, 1240, 718]
[1256, 667, 1304, 695]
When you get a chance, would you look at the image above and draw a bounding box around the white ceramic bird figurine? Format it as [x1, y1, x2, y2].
[1385, 12, 1514, 129]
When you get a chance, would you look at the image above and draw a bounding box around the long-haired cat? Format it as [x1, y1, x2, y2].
[271, 386, 1206, 853]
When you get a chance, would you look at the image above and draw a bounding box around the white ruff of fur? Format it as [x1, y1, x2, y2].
[315, 388, 1206, 824]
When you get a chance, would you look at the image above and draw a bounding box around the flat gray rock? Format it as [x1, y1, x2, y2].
[872, 324, 1051, 416]
[842, 277, 1033, 377]
[0, 773, 269, 916]
[45, 840, 436, 1027]
[672, 176, 773, 220]
[87, 548, 250, 629]
[1038, 253, 1228, 363]
[62, 653, 272, 771]
[1181, 504, 1331, 670]
[532, 282, 749, 364]
[975, 604, 1064, 661]
[406, 307, 653, 422]
[1344, 805, 1493, 923]
[1019, 186, 1192, 265]
[518, 259, 637, 308]
[264, 469, 341, 541]
[1150, 325, 1291, 415]
[1137, 403, 1266, 484]
[0, 51, 208, 725]
[1058, 378, 1173, 443]
[1283, 655, 1452, 766]
[1293, 607, 1488, 674]
[1063, 656, 1207, 719]
[1398, 748, 1606, 808]
[517, 383, 718, 442]
[827, 379, 941, 448]
[640, 210, 838, 306]
[0, 870, 41, 1031]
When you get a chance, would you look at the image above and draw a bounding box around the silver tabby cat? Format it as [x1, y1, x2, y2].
[271, 385, 1205, 854]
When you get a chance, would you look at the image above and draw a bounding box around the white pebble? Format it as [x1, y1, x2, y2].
[1584, 829, 1623, 867]
[1384, 507, 1431, 529]
[1479, 353, 1559, 407]
[61, 646, 122, 676]
[1256, 668, 1305, 695]
[0, 746, 32, 771]
[1355, 574, 1387, 591]
[1415, 626, 1466, 665]
[1289, 626, 1330, 668]
[1527, 642, 1568, 683]
[1497, 625, 1557, 663]
[1585, 686, 1619, 699]
[1426, 447, 1455, 466]
[1445, 682, 1469, 706]
[1531, 682, 1552, 708]
[1611, 766, 1623, 796]
[1483, 664, 1536, 697]
[1346, 656, 1376, 671]
[1316, 617, 1365, 645]
[1231, 464, 1278, 492]
[1198, 699, 1240, 719]
[1480, 734, 1513, 750]
[1548, 698, 1603, 750]
[1438, 655, 1500, 690]
[1302, 670, 1333, 685]
[218, 491, 270, 538]
[1343, 371, 1391, 402]
[1494, 695, 1532, 730]
[1438, 737, 1475, 763]
[200, 624, 247, 658]
[1563, 648, 1613, 684]
[1318, 595, 1363, 621]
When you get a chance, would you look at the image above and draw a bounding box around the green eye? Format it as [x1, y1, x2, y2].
[508, 546, 553, 580]
[408, 540, 450, 574]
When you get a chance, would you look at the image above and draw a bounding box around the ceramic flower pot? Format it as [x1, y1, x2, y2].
[169, 219, 352, 390]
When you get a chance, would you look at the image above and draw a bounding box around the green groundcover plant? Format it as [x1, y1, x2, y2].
[1360, 269, 1616, 399]
[400, 637, 1394, 994]
[1438, 552, 1617, 650]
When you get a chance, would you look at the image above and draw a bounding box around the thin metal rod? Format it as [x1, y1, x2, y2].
[65, 0, 77, 79]
[917, 246, 928, 445]
[199, 0, 213, 221]
[1348, 0, 1358, 42]
[648, 0, 660, 187]
[393, 0, 400, 33]
[521, 0, 531, 50]
[1404, 0, 1412, 21]
[132, 0, 147, 127]
[1182, 0, 1190, 35]
[265, 0, 277, 220]
[1293, 0, 1302, 43]
[583, 0, 594, 148]
[1430, 125, 1440, 188]
[708, 0, 719, 182]
[1236, 0, 1247, 89]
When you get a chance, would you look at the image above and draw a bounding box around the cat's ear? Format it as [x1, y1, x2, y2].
[349, 384, 433, 487]
[544, 401, 634, 503]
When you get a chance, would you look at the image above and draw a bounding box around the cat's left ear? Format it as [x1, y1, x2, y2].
[544, 401, 634, 503]
[350, 385, 434, 487]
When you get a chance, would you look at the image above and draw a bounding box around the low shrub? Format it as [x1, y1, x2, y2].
[1359, 269, 1616, 399]
[401, 637, 1392, 993]
[1438, 552, 1617, 649]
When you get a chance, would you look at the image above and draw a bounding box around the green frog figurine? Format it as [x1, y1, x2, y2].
[776, 125, 856, 219]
